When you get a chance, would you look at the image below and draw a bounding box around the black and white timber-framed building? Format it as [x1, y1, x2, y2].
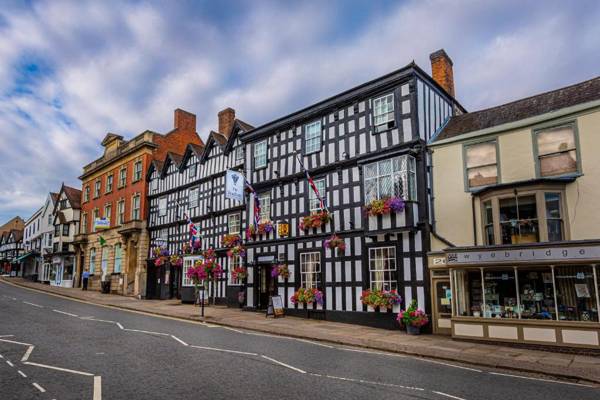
[146, 49, 464, 328]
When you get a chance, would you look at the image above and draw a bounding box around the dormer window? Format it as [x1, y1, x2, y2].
[373, 93, 395, 132]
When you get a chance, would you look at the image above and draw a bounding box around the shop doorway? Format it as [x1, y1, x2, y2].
[257, 264, 275, 310]
[433, 278, 452, 335]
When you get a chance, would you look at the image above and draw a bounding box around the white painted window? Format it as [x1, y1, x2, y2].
[254, 140, 267, 169]
[308, 179, 326, 212]
[189, 188, 199, 208]
[101, 247, 109, 276]
[228, 255, 242, 285]
[373, 93, 395, 127]
[117, 200, 125, 225]
[369, 247, 397, 291]
[119, 167, 127, 187]
[364, 155, 416, 203]
[158, 197, 167, 217]
[94, 180, 101, 198]
[106, 174, 113, 193]
[133, 160, 143, 182]
[92, 209, 99, 232]
[89, 248, 96, 274]
[465, 141, 498, 189]
[300, 252, 321, 289]
[228, 213, 241, 233]
[235, 145, 244, 163]
[258, 192, 271, 222]
[189, 164, 197, 178]
[104, 203, 112, 225]
[304, 120, 322, 154]
[535, 124, 578, 177]
[84, 186, 90, 202]
[131, 195, 141, 220]
[114, 243, 122, 273]
[182, 256, 200, 287]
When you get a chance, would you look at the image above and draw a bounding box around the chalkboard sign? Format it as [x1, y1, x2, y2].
[266, 295, 285, 318]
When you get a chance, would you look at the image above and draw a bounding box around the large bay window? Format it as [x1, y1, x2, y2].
[300, 252, 321, 289]
[535, 123, 579, 177]
[368, 247, 397, 291]
[464, 140, 498, 189]
[364, 155, 416, 203]
[480, 187, 566, 245]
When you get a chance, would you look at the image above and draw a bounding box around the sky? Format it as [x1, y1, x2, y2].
[0, 0, 599, 223]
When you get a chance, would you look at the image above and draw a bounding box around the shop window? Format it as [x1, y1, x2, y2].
[228, 214, 240, 233]
[535, 124, 578, 177]
[254, 140, 267, 169]
[258, 192, 270, 222]
[300, 252, 321, 289]
[114, 244, 122, 273]
[229, 255, 242, 285]
[364, 155, 416, 203]
[464, 141, 498, 189]
[555, 265, 598, 322]
[308, 179, 326, 212]
[304, 120, 322, 155]
[483, 200, 494, 245]
[545, 193, 564, 242]
[499, 195, 539, 244]
[482, 269, 518, 318]
[89, 248, 96, 274]
[517, 268, 556, 320]
[368, 247, 397, 291]
[454, 270, 484, 317]
[373, 93, 395, 132]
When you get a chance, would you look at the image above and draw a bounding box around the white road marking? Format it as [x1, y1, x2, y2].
[313, 373, 425, 391]
[123, 328, 170, 336]
[6, 360, 14, 367]
[338, 347, 406, 357]
[417, 358, 482, 372]
[53, 309, 78, 317]
[0, 334, 14, 338]
[17, 370, 27, 378]
[24, 361, 94, 376]
[93, 376, 102, 400]
[488, 372, 595, 388]
[21, 345, 35, 362]
[191, 345, 257, 356]
[294, 338, 334, 348]
[170, 335, 189, 346]
[116, 322, 124, 330]
[0, 338, 33, 347]
[261, 355, 307, 374]
[23, 301, 43, 308]
[222, 326, 244, 333]
[432, 391, 467, 400]
[32, 382, 46, 393]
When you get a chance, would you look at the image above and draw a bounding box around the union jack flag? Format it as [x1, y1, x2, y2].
[245, 179, 261, 226]
[184, 213, 199, 245]
[297, 154, 327, 212]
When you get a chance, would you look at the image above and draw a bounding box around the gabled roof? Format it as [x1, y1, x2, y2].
[63, 185, 82, 210]
[160, 152, 184, 177]
[146, 159, 164, 181]
[179, 142, 206, 170]
[435, 76, 600, 142]
[101, 132, 124, 146]
[223, 119, 254, 153]
[50, 192, 59, 205]
[10, 229, 23, 242]
[200, 119, 255, 163]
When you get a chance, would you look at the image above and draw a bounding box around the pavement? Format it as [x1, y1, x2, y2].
[2, 277, 600, 390]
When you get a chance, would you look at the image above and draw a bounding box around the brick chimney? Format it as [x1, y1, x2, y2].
[430, 49, 455, 98]
[174, 108, 196, 132]
[218, 107, 235, 137]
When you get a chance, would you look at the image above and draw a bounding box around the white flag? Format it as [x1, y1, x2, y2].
[225, 170, 244, 203]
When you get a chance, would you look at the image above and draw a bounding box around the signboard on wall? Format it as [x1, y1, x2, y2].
[225, 170, 245, 203]
[277, 222, 289, 238]
[447, 245, 600, 265]
[94, 218, 110, 230]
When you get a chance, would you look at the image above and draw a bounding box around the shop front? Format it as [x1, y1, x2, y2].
[50, 254, 75, 288]
[429, 241, 600, 349]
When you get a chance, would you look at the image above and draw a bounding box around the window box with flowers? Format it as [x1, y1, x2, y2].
[397, 300, 429, 335]
[246, 220, 274, 240]
[290, 288, 323, 306]
[361, 289, 402, 311]
[364, 196, 405, 217]
[299, 210, 332, 231]
[324, 234, 346, 256]
[271, 264, 290, 280]
[227, 245, 246, 258]
[222, 234, 241, 248]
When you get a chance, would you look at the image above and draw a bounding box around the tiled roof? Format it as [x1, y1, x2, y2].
[62, 185, 82, 209]
[435, 76, 600, 141]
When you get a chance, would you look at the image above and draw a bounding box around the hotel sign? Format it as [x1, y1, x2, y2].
[447, 245, 600, 265]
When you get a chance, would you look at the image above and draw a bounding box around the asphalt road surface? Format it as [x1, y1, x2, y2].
[1, 281, 598, 400]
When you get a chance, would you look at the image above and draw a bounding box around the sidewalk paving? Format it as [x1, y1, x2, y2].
[3, 277, 600, 384]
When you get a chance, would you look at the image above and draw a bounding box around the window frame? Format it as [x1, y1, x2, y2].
[253, 140, 268, 170]
[532, 121, 581, 178]
[114, 243, 122, 273]
[373, 93, 396, 132]
[308, 178, 326, 212]
[89, 248, 96, 274]
[303, 120, 322, 155]
[363, 154, 417, 203]
[228, 255, 242, 285]
[84, 186, 90, 202]
[258, 192, 271, 222]
[104, 203, 112, 225]
[189, 187, 199, 208]
[131, 194, 141, 220]
[368, 246, 398, 291]
[105, 174, 113, 193]
[462, 138, 501, 191]
[94, 179, 101, 198]
[158, 197, 167, 217]
[299, 251, 322, 289]
[182, 256, 201, 287]
[228, 213, 241, 233]
[119, 166, 127, 188]
[81, 213, 88, 234]
[133, 160, 143, 182]
[188, 163, 197, 179]
[235, 145, 244, 164]
[117, 200, 125, 225]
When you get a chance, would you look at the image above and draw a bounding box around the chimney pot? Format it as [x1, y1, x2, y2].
[174, 109, 196, 132]
[430, 49, 455, 98]
[218, 107, 235, 137]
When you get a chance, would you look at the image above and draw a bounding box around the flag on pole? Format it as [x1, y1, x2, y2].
[296, 154, 327, 212]
[184, 213, 199, 246]
[98, 236, 106, 246]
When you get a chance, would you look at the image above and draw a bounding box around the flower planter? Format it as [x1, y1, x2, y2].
[406, 325, 421, 335]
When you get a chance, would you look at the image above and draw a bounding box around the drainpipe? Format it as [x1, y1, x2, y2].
[471, 196, 478, 246]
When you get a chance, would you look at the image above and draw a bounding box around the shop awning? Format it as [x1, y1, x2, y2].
[14, 252, 36, 262]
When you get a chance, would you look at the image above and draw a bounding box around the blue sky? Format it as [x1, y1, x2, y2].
[0, 0, 599, 223]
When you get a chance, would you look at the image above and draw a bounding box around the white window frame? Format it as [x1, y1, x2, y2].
[258, 192, 271, 222]
[228, 255, 242, 285]
[363, 155, 416, 203]
[189, 187, 199, 208]
[308, 178, 326, 212]
[228, 213, 241, 233]
[373, 93, 395, 127]
[182, 256, 201, 287]
[89, 248, 96, 274]
[94, 180, 101, 198]
[106, 174, 113, 193]
[188, 164, 197, 178]
[158, 197, 167, 217]
[304, 120, 322, 154]
[104, 203, 111, 225]
[114, 243, 122, 273]
[300, 252, 321, 289]
[254, 140, 267, 169]
[368, 247, 397, 291]
[133, 160, 143, 182]
[131, 195, 141, 220]
[84, 186, 90, 202]
[117, 200, 125, 225]
[119, 167, 127, 187]
[101, 246, 109, 275]
[235, 145, 244, 163]
[92, 209, 99, 232]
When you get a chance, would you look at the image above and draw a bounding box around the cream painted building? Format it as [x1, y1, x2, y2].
[427, 77, 600, 349]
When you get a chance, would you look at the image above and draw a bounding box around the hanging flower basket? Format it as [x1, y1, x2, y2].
[364, 196, 405, 217]
[182, 240, 202, 255]
[271, 264, 290, 279]
[290, 288, 324, 305]
[397, 300, 429, 334]
[324, 234, 346, 255]
[152, 246, 170, 267]
[246, 220, 274, 240]
[222, 234, 242, 248]
[299, 210, 332, 231]
[170, 254, 183, 267]
[226, 244, 246, 258]
[231, 266, 248, 281]
[361, 289, 402, 309]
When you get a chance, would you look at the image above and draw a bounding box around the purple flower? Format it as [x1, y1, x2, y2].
[387, 197, 405, 213]
[271, 268, 279, 278]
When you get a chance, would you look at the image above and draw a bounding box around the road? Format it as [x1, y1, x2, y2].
[0, 281, 598, 400]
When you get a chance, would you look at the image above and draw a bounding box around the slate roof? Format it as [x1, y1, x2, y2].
[63, 185, 82, 209]
[435, 76, 600, 142]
